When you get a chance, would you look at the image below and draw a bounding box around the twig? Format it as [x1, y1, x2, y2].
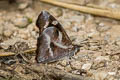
[23, 48, 36, 53]
[86, 4, 109, 10]
[48, 69, 93, 80]
[27, 65, 94, 80]
[40, 0, 120, 20]
[0, 48, 36, 57]
[0, 52, 16, 57]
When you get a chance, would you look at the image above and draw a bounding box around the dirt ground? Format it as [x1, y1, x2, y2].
[0, 0, 120, 80]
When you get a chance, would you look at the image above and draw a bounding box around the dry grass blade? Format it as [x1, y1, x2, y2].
[40, 0, 120, 20]
[0, 48, 36, 57]
[0, 52, 15, 57]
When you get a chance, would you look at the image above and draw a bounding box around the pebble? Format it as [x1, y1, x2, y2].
[27, 23, 38, 39]
[13, 17, 29, 28]
[70, 61, 82, 70]
[49, 7, 63, 17]
[55, 65, 64, 70]
[95, 56, 110, 62]
[17, 0, 32, 10]
[92, 61, 106, 69]
[3, 29, 13, 37]
[106, 76, 116, 80]
[115, 38, 120, 46]
[18, 34, 28, 40]
[89, 46, 99, 51]
[0, 69, 11, 77]
[27, 39, 37, 48]
[31, 31, 38, 39]
[59, 60, 67, 67]
[15, 65, 25, 74]
[0, 24, 3, 35]
[72, 26, 79, 32]
[82, 63, 92, 70]
[27, 23, 34, 32]
[93, 52, 102, 58]
[65, 65, 72, 72]
[18, 29, 30, 39]
[60, 20, 71, 29]
[109, 3, 120, 9]
[70, 15, 85, 24]
[108, 72, 116, 76]
[96, 22, 111, 33]
[71, 70, 80, 75]
[25, 9, 36, 23]
[18, 3, 28, 10]
[93, 71, 108, 80]
[0, 38, 25, 49]
[85, 15, 94, 24]
[3, 23, 16, 37]
[87, 30, 99, 38]
[70, 35, 84, 45]
[111, 55, 119, 61]
[93, 56, 110, 69]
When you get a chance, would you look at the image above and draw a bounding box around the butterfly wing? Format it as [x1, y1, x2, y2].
[36, 11, 79, 63]
[36, 11, 72, 45]
[36, 27, 78, 63]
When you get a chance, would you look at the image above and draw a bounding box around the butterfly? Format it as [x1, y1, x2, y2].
[35, 11, 79, 63]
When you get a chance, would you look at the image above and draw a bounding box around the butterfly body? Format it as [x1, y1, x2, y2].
[36, 11, 79, 63]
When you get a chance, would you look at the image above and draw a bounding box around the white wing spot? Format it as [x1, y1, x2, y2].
[52, 21, 58, 25]
[58, 31, 62, 43]
[54, 42, 68, 49]
[44, 21, 49, 29]
[44, 33, 54, 57]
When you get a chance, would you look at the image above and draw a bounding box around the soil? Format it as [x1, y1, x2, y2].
[0, 0, 120, 80]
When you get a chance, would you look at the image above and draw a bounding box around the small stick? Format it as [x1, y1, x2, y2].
[40, 0, 120, 20]
[86, 4, 109, 10]
[0, 52, 15, 57]
[27, 65, 94, 80]
[0, 48, 36, 57]
[24, 48, 36, 53]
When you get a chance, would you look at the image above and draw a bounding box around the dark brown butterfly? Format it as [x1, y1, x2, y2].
[36, 11, 79, 63]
